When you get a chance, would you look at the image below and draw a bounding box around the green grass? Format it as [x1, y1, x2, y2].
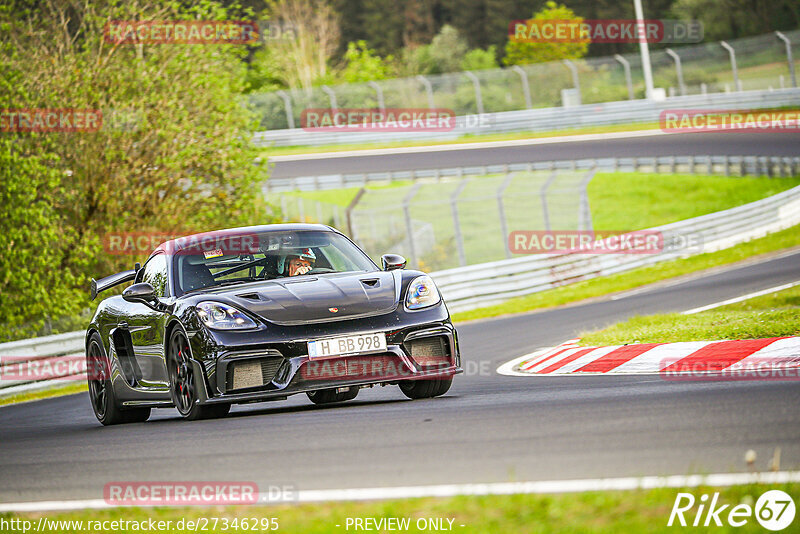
[261, 122, 663, 157]
[579, 284, 800, 346]
[588, 173, 800, 231]
[0, 383, 87, 407]
[451, 223, 800, 323]
[5, 483, 797, 533]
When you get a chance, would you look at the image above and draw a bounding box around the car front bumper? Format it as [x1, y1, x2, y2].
[188, 305, 461, 405]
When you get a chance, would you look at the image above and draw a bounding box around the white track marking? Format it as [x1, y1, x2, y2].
[682, 280, 800, 315]
[496, 347, 558, 376]
[4, 471, 800, 512]
[268, 129, 673, 161]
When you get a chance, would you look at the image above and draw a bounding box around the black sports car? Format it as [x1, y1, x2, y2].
[86, 224, 461, 424]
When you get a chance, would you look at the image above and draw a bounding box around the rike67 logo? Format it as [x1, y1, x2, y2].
[668, 490, 795, 530]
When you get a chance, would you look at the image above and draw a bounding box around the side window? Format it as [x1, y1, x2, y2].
[140, 254, 168, 297]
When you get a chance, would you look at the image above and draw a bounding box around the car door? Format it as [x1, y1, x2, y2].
[125, 252, 171, 388]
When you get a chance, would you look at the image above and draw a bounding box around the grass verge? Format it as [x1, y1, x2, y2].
[0, 382, 87, 408]
[5, 483, 797, 533]
[451, 224, 800, 323]
[579, 284, 800, 345]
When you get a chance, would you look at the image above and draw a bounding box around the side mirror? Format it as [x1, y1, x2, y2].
[381, 254, 407, 271]
[122, 282, 156, 303]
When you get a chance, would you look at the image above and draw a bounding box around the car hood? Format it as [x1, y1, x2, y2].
[205, 271, 401, 325]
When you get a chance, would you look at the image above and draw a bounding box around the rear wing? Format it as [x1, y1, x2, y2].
[90, 269, 136, 301]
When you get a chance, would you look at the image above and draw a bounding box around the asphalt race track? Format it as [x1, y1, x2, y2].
[269, 131, 800, 178]
[1, 248, 799, 506]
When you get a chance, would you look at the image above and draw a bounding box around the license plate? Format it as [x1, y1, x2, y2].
[308, 333, 387, 359]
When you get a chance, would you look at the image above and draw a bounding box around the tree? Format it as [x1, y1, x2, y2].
[339, 41, 392, 83]
[461, 46, 498, 71]
[265, 0, 341, 90]
[0, 0, 269, 339]
[503, 1, 589, 66]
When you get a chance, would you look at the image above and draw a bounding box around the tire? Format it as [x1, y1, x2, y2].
[87, 333, 151, 425]
[399, 377, 453, 400]
[167, 327, 230, 421]
[306, 386, 359, 405]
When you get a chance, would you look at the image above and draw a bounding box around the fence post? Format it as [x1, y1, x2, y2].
[511, 65, 533, 109]
[579, 169, 597, 232]
[665, 48, 686, 96]
[368, 81, 385, 111]
[402, 184, 423, 268]
[346, 187, 367, 239]
[451, 179, 469, 267]
[540, 169, 557, 232]
[297, 197, 305, 222]
[333, 205, 342, 229]
[316, 201, 323, 223]
[496, 172, 515, 258]
[562, 59, 581, 95]
[275, 90, 295, 129]
[613, 54, 634, 100]
[720, 41, 742, 92]
[464, 71, 484, 115]
[321, 85, 338, 110]
[775, 32, 797, 88]
[416, 75, 435, 110]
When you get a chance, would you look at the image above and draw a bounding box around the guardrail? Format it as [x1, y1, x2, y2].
[432, 182, 800, 312]
[0, 331, 85, 395]
[254, 87, 800, 148]
[266, 154, 800, 192]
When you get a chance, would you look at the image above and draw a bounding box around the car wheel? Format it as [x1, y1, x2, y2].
[399, 377, 453, 399]
[167, 328, 230, 421]
[87, 333, 150, 425]
[306, 386, 359, 405]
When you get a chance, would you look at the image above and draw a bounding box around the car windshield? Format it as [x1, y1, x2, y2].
[172, 230, 378, 295]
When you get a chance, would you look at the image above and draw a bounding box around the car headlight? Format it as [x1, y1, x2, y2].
[405, 275, 441, 310]
[196, 302, 257, 330]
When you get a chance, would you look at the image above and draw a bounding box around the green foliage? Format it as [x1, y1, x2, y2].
[503, 1, 589, 66]
[339, 40, 392, 83]
[0, 0, 272, 341]
[460, 46, 498, 71]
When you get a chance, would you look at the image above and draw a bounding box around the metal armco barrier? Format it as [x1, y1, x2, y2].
[254, 87, 800, 148]
[431, 183, 800, 312]
[0, 331, 85, 395]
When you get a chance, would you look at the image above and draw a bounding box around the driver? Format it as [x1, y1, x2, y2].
[279, 247, 316, 276]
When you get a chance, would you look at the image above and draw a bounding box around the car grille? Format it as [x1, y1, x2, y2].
[406, 336, 451, 368]
[227, 356, 284, 391]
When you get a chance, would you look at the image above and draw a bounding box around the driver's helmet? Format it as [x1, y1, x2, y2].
[278, 247, 316, 275]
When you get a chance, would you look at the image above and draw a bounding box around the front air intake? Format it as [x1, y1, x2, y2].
[227, 356, 283, 391]
[406, 336, 451, 368]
